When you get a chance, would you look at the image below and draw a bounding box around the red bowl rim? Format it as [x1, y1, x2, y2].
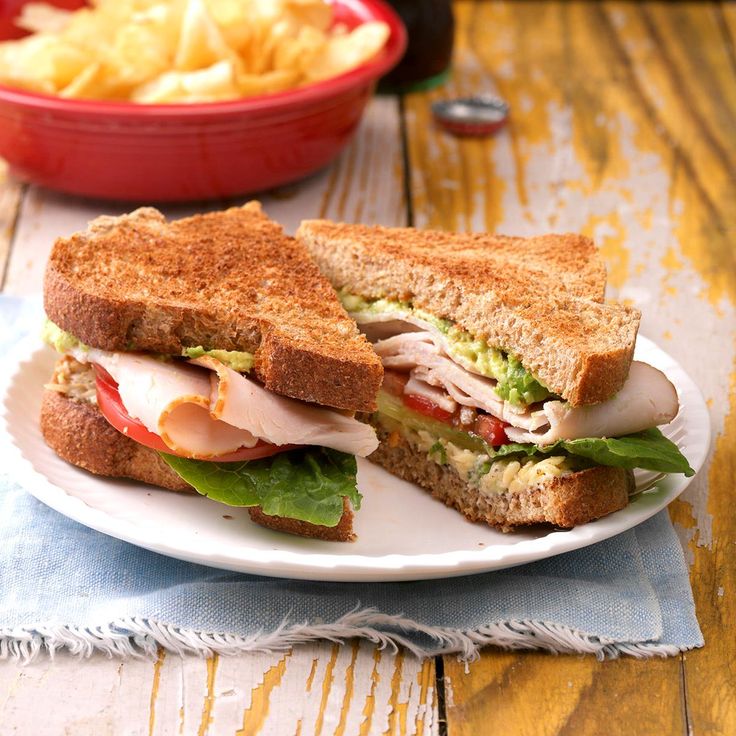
[0, 0, 406, 118]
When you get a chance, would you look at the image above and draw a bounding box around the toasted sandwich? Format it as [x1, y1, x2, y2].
[40, 203, 383, 541]
[297, 220, 694, 531]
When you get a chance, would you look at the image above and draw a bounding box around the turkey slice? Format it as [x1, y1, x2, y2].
[352, 309, 492, 381]
[191, 356, 378, 457]
[374, 332, 548, 430]
[72, 347, 258, 459]
[69, 348, 378, 458]
[504, 362, 679, 445]
[371, 332, 679, 445]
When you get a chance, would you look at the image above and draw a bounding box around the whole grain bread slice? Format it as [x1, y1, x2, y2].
[40, 377, 355, 542]
[297, 220, 641, 406]
[44, 203, 382, 412]
[369, 428, 632, 531]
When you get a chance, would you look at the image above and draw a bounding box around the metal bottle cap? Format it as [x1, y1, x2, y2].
[431, 95, 510, 137]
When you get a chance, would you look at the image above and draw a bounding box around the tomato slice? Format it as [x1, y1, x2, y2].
[402, 393, 455, 424]
[381, 369, 409, 397]
[93, 366, 291, 462]
[474, 414, 510, 447]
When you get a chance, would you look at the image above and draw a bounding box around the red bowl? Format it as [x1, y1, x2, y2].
[0, 0, 406, 202]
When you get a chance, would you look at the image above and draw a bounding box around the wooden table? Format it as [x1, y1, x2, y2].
[1, 2, 734, 733]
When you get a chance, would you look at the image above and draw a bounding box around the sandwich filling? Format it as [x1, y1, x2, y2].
[341, 293, 694, 491]
[44, 320, 378, 528]
[340, 292, 552, 405]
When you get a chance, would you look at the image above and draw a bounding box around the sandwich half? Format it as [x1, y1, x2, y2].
[297, 220, 694, 531]
[41, 203, 383, 541]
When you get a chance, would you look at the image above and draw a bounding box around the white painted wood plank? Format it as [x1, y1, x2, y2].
[0, 645, 436, 736]
[0, 167, 24, 290]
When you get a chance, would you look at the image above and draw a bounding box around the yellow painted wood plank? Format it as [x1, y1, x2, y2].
[197, 654, 218, 736]
[443, 653, 685, 736]
[404, 1, 736, 297]
[214, 643, 436, 736]
[358, 648, 383, 736]
[148, 649, 166, 736]
[675, 375, 736, 735]
[717, 2, 736, 55]
[413, 655, 436, 736]
[639, 3, 736, 162]
[0, 648, 440, 734]
[601, 0, 736, 303]
[383, 650, 406, 736]
[600, 5, 736, 733]
[236, 652, 290, 736]
[313, 644, 339, 736]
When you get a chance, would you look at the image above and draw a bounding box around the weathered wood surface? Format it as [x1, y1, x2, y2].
[401, 2, 734, 734]
[0, 2, 734, 734]
[0, 644, 437, 736]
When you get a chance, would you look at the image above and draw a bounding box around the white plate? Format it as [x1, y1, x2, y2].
[0, 337, 709, 582]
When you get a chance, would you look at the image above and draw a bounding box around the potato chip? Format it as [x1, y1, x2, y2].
[0, 44, 53, 94]
[304, 21, 389, 82]
[253, 20, 294, 75]
[282, 0, 332, 32]
[131, 2, 184, 55]
[203, 0, 256, 54]
[132, 59, 240, 102]
[236, 68, 300, 97]
[59, 62, 109, 99]
[174, 0, 237, 71]
[106, 22, 174, 90]
[16, 2, 73, 34]
[0, 0, 389, 103]
[272, 25, 325, 75]
[0, 35, 91, 93]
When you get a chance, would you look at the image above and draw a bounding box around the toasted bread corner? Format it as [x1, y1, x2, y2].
[44, 203, 381, 412]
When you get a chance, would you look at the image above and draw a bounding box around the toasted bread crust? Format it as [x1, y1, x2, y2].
[298, 221, 641, 406]
[40, 378, 355, 541]
[369, 429, 632, 531]
[44, 203, 382, 412]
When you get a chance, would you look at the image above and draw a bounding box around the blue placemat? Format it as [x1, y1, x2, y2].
[0, 296, 702, 661]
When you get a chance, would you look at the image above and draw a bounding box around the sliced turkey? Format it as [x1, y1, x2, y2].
[370, 329, 679, 445]
[374, 332, 549, 429]
[69, 347, 378, 459]
[192, 355, 379, 457]
[504, 362, 679, 444]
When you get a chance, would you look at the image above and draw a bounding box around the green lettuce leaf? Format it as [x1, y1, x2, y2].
[160, 448, 360, 527]
[479, 428, 694, 476]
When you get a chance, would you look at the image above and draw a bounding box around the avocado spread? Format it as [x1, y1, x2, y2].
[42, 319, 88, 353]
[339, 291, 552, 406]
[43, 319, 254, 373]
[181, 347, 254, 373]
